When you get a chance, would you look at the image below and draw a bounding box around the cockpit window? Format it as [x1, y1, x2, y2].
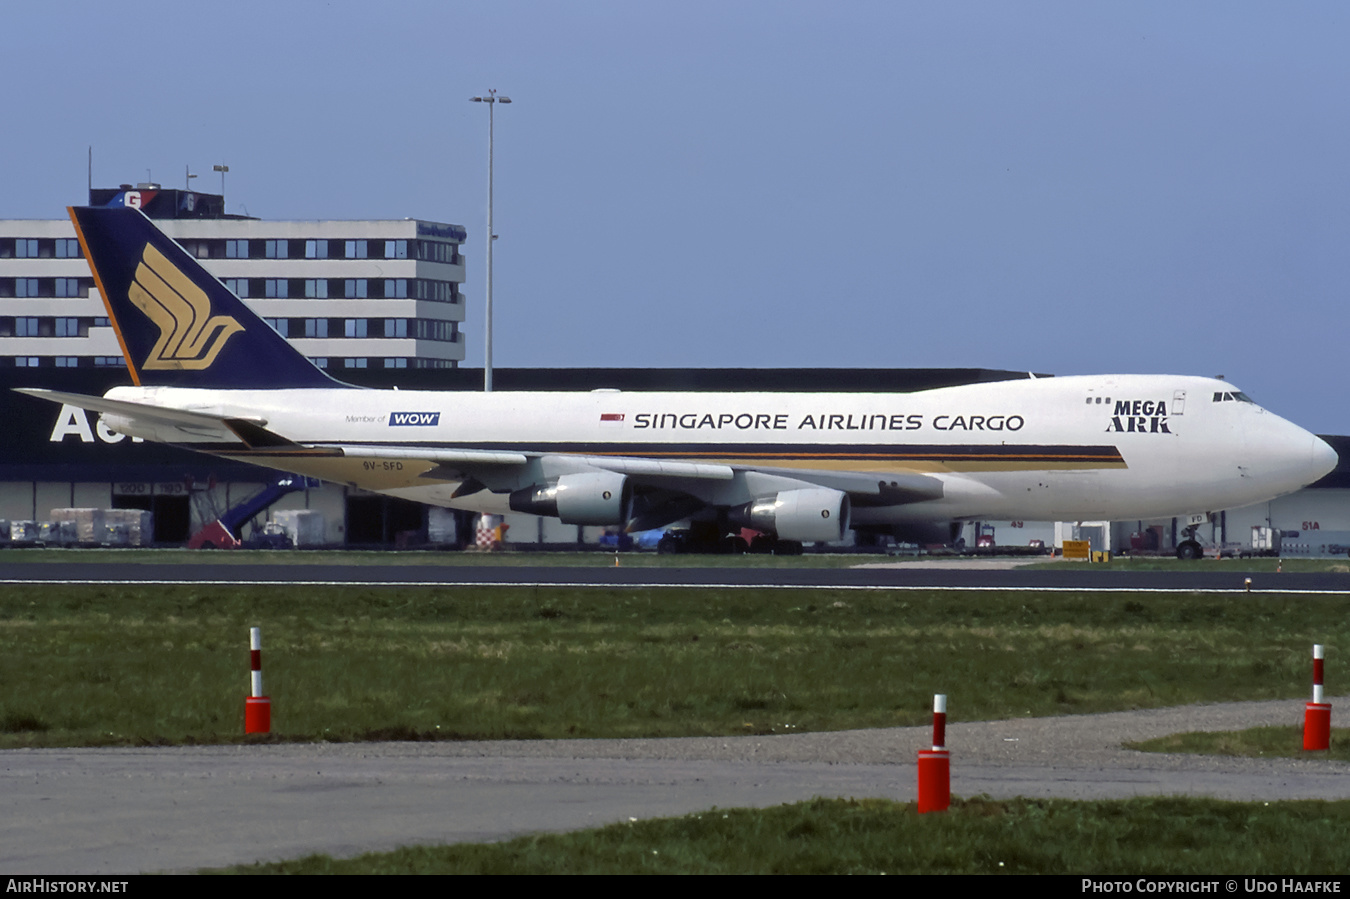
[1212, 391, 1256, 403]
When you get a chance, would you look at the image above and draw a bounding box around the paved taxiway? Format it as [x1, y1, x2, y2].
[3, 697, 1348, 873]
[2, 559, 1348, 592]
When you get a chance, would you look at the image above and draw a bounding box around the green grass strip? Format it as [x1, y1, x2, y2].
[1129, 726, 1350, 761]
[215, 796, 1350, 874]
[1, 583, 1347, 747]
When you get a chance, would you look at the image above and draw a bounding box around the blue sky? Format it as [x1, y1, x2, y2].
[6, 2, 1350, 431]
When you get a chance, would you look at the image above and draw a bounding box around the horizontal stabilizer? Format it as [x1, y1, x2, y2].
[15, 388, 259, 444]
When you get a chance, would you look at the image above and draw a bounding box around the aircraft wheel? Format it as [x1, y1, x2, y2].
[749, 535, 775, 554]
[722, 536, 749, 554]
[775, 540, 804, 556]
[656, 535, 681, 555]
[1176, 540, 1202, 560]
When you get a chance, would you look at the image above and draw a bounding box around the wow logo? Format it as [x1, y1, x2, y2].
[389, 412, 441, 426]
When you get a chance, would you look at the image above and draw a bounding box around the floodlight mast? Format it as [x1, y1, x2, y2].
[470, 90, 511, 392]
[213, 164, 229, 210]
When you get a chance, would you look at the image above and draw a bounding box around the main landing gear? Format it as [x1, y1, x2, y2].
[1175, 540, 1203, 560]
[1175, 523, 1204, 560]
[656, 522, 803, 555]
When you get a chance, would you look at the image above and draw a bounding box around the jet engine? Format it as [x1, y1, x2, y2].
[509, 471, 633, 525]
[736, 487, 851, 543]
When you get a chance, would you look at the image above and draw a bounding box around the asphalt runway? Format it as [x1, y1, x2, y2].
[2, 559, 1349, 592]
[4, 557, 1349, 873]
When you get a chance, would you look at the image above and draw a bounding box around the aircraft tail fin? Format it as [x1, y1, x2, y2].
[68, 205, 343, 389]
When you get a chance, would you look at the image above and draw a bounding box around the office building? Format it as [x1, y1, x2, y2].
[0, 185, 467, 371]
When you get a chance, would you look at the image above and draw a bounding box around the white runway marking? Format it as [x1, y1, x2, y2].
[0, 578, 1343, 595]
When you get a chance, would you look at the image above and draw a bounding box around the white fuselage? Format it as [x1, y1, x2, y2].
[103, 373, 1336, 527]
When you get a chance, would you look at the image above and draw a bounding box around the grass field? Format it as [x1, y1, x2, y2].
[6, 564, 1348, 875]
[218, 796, 1350, 874]
[1130, 726, 1350, 761]
[1, 580, 1346, 748]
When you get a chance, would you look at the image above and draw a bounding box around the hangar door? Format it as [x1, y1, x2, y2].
[345, 494, 427, 547]
[112, 493, 191, 545]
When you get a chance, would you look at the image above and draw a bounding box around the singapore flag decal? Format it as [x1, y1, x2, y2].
[599, 413, 625, 428]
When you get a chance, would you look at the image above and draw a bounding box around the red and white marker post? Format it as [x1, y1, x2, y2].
[917, 693, 950, 813]
[1304, 644, 1331, 751]
[245, 626, 271, 734]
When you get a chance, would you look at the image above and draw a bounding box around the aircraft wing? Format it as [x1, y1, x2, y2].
[343, 445, 734, 480]
[327, 444, 944, 533]
[324, 446, 941, 506]
[16, 388, 944, 535]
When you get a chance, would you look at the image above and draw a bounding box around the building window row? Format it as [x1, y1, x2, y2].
[0, 277, 92, 298]
[309, 357, 451, 371]
[414, 241, 459, 264]
[6, 355, 125, 368]
[222, 277, 457, 303]
[265, 317, 460, 343]
[6, 354, 448, 371]
[1, 235, 461, 264]
[0, 316, 98, 338]
[0, 238, 83, 259]
[179, 237, 459, 264]
[413, 279, 455, 302]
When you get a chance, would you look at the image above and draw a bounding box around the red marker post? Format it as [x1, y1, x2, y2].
[1304, 644, 1331, 751]
[245, 626, 271, 734]
[917, 694, 950, 813]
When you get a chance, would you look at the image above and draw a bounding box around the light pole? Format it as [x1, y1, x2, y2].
[470, 90, 510, 392]
[213, 164, 229, 210]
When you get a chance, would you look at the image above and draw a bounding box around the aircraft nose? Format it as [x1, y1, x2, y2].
[1311, 435, 1339, 483]
[1251, 418, 1339, 497]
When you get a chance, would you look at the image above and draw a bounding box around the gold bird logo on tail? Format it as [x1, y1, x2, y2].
[128, 244, 243, 370]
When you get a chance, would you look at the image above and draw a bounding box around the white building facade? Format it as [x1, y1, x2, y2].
[0, 187, 467, 372]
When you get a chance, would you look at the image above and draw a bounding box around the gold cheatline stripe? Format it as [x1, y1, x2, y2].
[582, 450, 1123, 462]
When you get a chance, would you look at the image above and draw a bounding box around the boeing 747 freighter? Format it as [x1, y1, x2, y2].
[19, 206, 1338, 557]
